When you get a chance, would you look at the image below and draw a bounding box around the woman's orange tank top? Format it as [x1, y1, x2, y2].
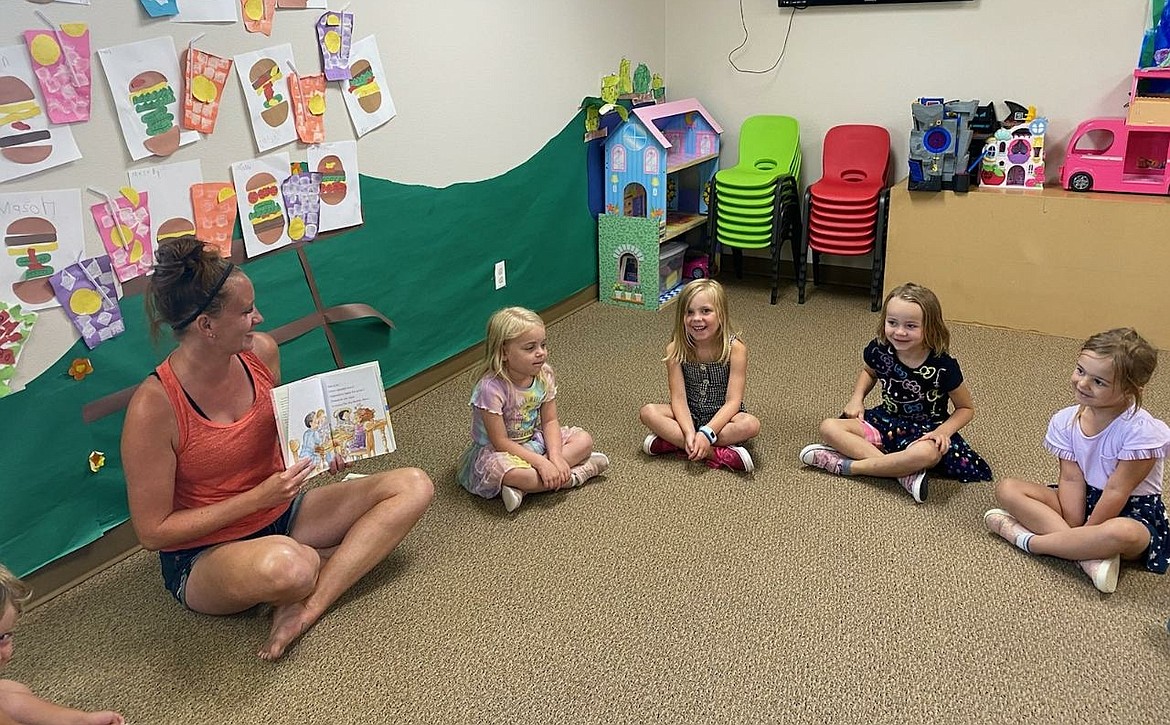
[154, 350, 288, 551]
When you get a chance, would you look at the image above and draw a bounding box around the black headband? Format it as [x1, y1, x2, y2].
[172, 262, 235, 330]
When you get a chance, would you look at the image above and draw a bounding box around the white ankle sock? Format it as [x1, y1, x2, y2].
[1015, 532, 1034, 553]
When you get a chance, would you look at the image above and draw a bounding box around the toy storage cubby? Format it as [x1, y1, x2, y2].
[598, 99, 722, 310]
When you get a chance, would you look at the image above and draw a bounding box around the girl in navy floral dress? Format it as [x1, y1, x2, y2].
[799, 282, 992, 503]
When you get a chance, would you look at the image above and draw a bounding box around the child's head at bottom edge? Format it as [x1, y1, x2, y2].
[0, 564, 31, 671]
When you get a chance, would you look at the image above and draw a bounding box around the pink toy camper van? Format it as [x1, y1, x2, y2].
[1060, 67, 1170, 195]
[1061, 118, 1170, 194]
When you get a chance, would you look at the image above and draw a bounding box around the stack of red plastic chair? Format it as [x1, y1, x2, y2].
[796, 124, 891, 312]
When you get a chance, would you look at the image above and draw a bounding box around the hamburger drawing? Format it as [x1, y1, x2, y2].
[128, 70, 179, 157]
[346, 59, 381, 113]
[5, 217, 57, 304]
[156, 217, 197, 244]
[317, 155, 347, 206]
[249, 58, 289, 128]
[246, 173, 285, 244]
[0, 76, 52, 164]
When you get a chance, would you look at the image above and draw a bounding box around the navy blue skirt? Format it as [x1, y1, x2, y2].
[864, 407, 993, 483]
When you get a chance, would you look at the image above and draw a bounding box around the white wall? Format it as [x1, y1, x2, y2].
[6, 0, 665, 389]
[666, 0, 1147, 189]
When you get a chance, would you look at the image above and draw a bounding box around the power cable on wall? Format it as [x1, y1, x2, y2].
[728, 2, 799, 74]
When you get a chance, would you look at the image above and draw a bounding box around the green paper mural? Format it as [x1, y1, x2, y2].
[0, 116, 597, 576]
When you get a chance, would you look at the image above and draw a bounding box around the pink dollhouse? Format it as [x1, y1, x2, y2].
[599, 98, 722, 310]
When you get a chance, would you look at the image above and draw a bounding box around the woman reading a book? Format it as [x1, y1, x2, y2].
[121, 236, 433, 661]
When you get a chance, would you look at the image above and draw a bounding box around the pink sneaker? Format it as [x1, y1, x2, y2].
[643, 434, 681, 456]
[798, 444, 849, 475]
[897, 470, 929, 503]
[1078, 555, 1120, 594]
[568, 452, 610, 487]
[711, 445, 754, 473]
[983, 508, 1029, 543]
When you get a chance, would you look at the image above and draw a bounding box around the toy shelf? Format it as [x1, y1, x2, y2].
[667, 151, 720, 175]
[884, 185, 1170, 349]
[661, 212, 707, 242]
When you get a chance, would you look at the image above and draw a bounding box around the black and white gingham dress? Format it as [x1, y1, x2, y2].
[681, 334, 747, 428]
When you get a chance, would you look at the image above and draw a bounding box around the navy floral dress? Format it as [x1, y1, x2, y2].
[862, 340, 993, 482]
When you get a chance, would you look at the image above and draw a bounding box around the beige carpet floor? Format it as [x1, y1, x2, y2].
[10, 278, 1170, 724]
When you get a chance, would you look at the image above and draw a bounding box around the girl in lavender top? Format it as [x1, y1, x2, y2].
[986, 328, 1170, 593]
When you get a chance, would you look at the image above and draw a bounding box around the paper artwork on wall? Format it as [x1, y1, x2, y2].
[191, 183, 237, 257]
[288, 71, 325, 143]
[234, 45, 297, 153]
[171, 0, 238, 23]
[89, 188, 152, 283]
[241, 0, 277, 36]
[278, 1, 327, 8]
[97, 36, 199, 161]
[49, 255, 124, 349]
[308, 141, 362, 232]
[0, 188, 84, 311]
[128, 159, 203, 247]
[340, 35, 396, 138]
[281, 171, 320, 242]
[22, 23, 91, 124]
[183, 45, 232, 134]
[232, 152, 292, 258]
[316, 11, 354, 81]
[139, 0, 179, 19]
[0, 45, 82, 183]
[0, 301, 37, 399]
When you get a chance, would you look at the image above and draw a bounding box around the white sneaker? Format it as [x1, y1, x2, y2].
[500, 485, 524, 513]
[1078, 555, 1120, 593]
[897, 470, 928, 503]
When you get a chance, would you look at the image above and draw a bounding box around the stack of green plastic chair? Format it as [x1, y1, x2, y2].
[710, 116, 802, 304]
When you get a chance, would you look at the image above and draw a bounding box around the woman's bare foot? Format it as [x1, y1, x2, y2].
[258, 601, 320, 661]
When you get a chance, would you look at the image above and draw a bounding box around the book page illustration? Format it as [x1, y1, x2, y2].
[23, 23, 91, 124]
[308, 140, 362, 232]
[234, 45, 297, 152]
[272, 362, 394, 475]
[89, 188, 151, 283]
[0, 44, 82, 183]
[0, 188, 84, 311]
[341, 35, 396, 138]
[97, 36, 199, 161]
[128, 159, 202, 247]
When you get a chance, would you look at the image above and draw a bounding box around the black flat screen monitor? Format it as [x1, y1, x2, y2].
[778, 0, 975, 6]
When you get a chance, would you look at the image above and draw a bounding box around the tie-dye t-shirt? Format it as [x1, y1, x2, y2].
[469, 366, 557, 445]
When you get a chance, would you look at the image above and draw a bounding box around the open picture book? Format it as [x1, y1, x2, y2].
[270, 361, 396, 475]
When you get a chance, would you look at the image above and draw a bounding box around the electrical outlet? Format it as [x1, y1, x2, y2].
[494, 260, 506, 289]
